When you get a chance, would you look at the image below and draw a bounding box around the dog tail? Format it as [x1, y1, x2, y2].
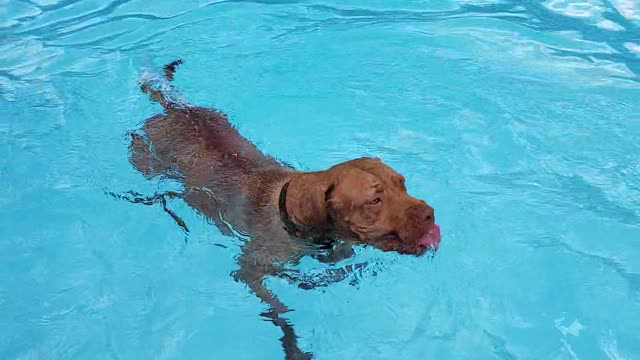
[139, 59, 183, 109]
[163, 59, 182, 81]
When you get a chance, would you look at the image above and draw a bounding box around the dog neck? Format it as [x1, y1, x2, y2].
[278, 178, 336, 249]
[278, 179, 302, 236]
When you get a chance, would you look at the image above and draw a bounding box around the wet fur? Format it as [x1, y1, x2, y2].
[127, 60, 437, 359]
[130, 61, 339, 360]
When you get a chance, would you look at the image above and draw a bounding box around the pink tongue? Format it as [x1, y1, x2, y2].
[418, 224, 441, 249]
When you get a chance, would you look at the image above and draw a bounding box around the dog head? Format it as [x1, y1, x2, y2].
[286, 157, 440, 255]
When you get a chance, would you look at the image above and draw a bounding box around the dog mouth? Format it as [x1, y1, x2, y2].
[398, 224, 441, 255]
[372, 224, 441, 256]
[417, 224, 441, 251]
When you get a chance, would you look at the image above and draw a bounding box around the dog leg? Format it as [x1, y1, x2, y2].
[233, 254, 313, 360]
[181, 188, 235, 237]
[106, 190, 189, 235]
[313, 241, 355, 264]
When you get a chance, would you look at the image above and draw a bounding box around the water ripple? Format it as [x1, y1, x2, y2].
[2, 0, 640, 359]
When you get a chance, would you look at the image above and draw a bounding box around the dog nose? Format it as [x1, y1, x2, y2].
[422, 206, 434, 224]
[410, 204, 435, 224]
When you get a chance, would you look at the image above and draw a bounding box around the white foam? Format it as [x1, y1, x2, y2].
[611, 0, 640, 20]
[457, 0, 505, 5]
[543, 0, 606, 19]
[601, 333, 627, 360]
[624, 42, 640, 53]
[554, 317, 585, 337]
[29, 0, 64, 5]
[137, 68, 190, 108]
[596, 19, 625, 31]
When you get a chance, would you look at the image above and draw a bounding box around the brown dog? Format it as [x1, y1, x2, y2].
[127, 60, 440, 359]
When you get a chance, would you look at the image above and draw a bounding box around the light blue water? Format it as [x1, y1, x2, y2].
[2, 0, 640, 359]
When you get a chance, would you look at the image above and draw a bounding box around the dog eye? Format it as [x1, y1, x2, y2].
[370, 197, 381, 205]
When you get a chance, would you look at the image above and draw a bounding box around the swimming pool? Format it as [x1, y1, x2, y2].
[2, 0, 639, 358]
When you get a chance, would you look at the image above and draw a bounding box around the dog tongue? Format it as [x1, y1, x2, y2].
[418, 224, 441, 250]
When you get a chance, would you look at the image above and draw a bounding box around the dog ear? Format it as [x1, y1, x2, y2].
[287, 172, 336, 230]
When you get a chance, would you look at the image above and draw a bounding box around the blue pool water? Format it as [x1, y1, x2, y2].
[2, 0, 640, 359]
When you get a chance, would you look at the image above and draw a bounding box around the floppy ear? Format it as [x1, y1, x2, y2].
[287, 172, 336, 230]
